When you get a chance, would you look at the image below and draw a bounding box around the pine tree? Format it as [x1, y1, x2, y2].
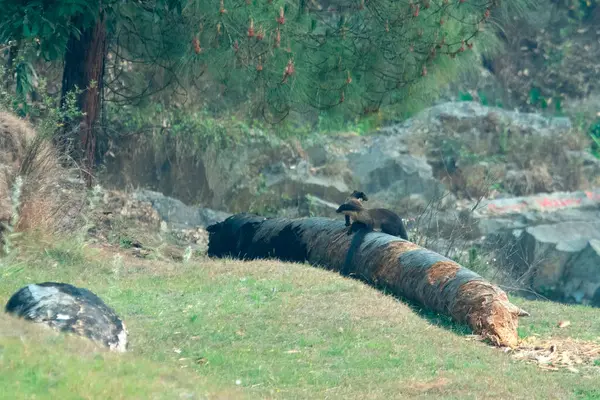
[1, 0, 526, 184]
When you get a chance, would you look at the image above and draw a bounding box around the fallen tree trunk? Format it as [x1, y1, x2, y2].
[207, 214, 529, 348]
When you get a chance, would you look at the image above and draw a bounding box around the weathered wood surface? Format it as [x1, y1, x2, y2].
[207, 214, 528, 347]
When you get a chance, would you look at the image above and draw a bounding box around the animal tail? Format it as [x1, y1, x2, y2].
[336, 202, 362, 213]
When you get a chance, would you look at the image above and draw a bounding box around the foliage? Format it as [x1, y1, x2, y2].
[0, 0, 183, 61]
[2, 0, 522, 123]
[193, 1, 491, 114]
[104, 101, 260, 152]
[118, 0, 511, 121]
[0, 66, 84, 138]
[102, 94, 382, 159]
[0, 0, 187, 120]
[0, 0, 100, 61]
[588, 118, 600, 158]
[0, 0, 537, 181]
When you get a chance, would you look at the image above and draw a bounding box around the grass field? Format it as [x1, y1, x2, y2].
[1, 235, 600, 399]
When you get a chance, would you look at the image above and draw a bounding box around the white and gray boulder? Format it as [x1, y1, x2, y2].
[504, 221, 600, 305]
[470, 189, 600, 305]
[5, 282, 128, 352]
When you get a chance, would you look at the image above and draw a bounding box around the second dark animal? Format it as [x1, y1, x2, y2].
[336, 198, 409, 241]
[343, 190, 369, 227]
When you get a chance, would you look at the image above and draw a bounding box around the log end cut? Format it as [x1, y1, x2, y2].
[452, 281, 525, 348]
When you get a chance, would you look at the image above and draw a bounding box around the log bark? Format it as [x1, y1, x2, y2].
[207, 213, 529, 348]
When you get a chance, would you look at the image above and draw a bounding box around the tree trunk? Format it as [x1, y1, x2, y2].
[207, 214, 530, 348]
[60, 11, 107, 187]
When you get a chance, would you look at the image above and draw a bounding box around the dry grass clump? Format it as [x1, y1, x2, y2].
[503, 164, 555, 196]
[0, 111, 35, 224]
[0, 111, 85, 244]
[0, 111, 34, 162]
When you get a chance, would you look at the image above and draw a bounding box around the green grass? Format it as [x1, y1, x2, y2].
[0, 316, 237, 399]
[1, 235, 600, 399]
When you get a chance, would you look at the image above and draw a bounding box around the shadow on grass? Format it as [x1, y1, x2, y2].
[386, 290, 473, 336]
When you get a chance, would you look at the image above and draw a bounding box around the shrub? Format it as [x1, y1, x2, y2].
[0, 111, 86, 253]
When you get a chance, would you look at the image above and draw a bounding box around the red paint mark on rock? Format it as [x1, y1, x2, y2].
[487, 191, 600, 215]
[585, 191, 600, 201]
[487, 202, 527, 214]
[536, 197, 583, 209]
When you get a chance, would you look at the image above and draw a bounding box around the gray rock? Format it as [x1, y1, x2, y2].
[506, 221, 600, 306]
[102, 101, 574, 215]
[419, 101, 572, 134]
[5, 282, 128, 352]
[339, 102, 570, 207]
[133, 190, 231, 230]
[101, 129, 301, 213]
[349, 149, 445, 200]
[263, 161, 350, 204]
[340, 132, 446, 209]
[463, 189, 600, 305]
[305, 144, 328, 166]
[376, 101, 571, 139]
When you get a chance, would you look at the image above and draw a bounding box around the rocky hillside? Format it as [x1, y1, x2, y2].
[102, 101, 595, 211]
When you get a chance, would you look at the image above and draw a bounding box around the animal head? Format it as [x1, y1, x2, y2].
[349, 190, 369, 202]
[336, 198, 364, 216]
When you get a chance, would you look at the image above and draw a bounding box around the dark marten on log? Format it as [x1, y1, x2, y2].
[336, 198, 409, 240]
[343, 190, 369, 227]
